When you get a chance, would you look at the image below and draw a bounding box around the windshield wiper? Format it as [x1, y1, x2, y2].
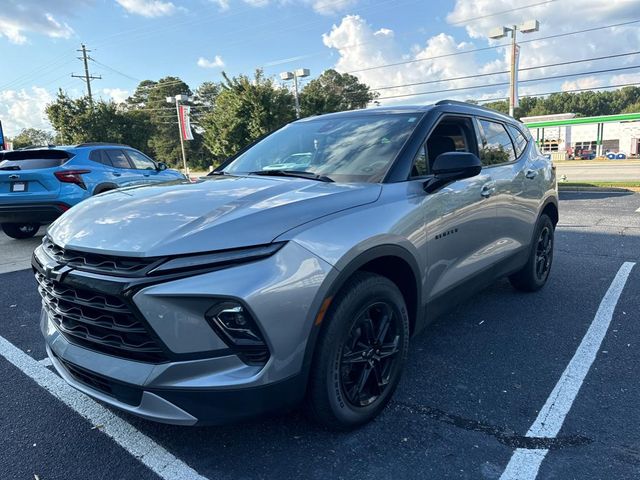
[248, 170, 334, 182]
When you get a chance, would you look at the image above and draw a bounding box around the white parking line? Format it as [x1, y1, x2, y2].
[635, 207, 640, 213]
[0, 335, 209, 480]
[499, 261, 635, 480]
[38, 357, 53, 367]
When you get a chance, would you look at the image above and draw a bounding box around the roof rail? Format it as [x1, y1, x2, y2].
[435, 99, 506, 115]
[75, 142, 129, 148]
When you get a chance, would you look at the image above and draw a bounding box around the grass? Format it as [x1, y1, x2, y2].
[558, 181, 640, 191]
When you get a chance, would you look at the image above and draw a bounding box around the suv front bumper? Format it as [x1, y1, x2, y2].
[36, 240, 336, 424]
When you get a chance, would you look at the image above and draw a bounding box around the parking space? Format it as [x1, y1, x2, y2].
[1, 192, 639, 480]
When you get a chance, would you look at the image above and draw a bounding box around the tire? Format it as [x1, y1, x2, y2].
[307, 272, 410, 430]
[1, 223, 40, 239]
[509, 214, 554, 292]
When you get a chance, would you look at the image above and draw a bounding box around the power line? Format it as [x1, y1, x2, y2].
[346, 18, 640, 74]
[375, 64, 640, 101]
[370, 50, 640, 91]
[475, 81, 640, 104]
[448, 0, 556, 26]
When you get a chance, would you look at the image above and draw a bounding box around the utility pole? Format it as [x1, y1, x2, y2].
[509, 26, 518, 118]
[489, 20, 539, 118]
[71, 43, 101, 104]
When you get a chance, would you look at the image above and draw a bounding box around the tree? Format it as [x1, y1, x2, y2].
[200, 70, 295, 159]
[123, 77, 214, 169]
[45, 90, 151, 150]
[300, 69, 378, 116]
[10, 128, 55, 148]
[478, 87, 640, 119]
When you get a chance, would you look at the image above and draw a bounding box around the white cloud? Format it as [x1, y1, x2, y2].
[312, 0, 358, 15]
[209, 0, 357, 15]
[447, 0, 638, 40]
[197, 55, 225, 68]
[323, 1, 640, 107]
[103, 88, 130, 103]
[0, 1, 77, 44]
[561, 77, 602, 92]
[323, 15, 488, 105]
[244, 0, 270, 6]
[0, 87, 53, 137]
[115, 0, 177, 17]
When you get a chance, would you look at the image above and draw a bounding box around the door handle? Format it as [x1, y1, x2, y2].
[525, 169, 538, 179]
[112, 172, 121, 177]
[481, 182, 496, 198]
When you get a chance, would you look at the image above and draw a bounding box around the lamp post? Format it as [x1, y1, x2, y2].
[489, 19, 539, 117]
[280, 68, 310, 118]
[166, 94, 190, 174]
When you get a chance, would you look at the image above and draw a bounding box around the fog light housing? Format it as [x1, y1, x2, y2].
[205, 301, 269, 366]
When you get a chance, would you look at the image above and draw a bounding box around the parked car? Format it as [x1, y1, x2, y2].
[33, 101, 558, 429]
[0, 143, 184, 239]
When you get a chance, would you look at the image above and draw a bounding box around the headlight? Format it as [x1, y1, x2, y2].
[149, 242, 285, 275]
[205, 301, 269, 366]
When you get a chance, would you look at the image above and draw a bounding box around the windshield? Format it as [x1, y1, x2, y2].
[222, 113, 420, 183]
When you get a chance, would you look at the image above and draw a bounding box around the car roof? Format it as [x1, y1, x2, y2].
[11, 143, 133, 153]
[294, 101, 518, 124]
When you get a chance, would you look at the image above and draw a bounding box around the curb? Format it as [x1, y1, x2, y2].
[558, 186, 635, 193]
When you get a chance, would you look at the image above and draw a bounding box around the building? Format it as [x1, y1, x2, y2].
[521, 112, 640, 159]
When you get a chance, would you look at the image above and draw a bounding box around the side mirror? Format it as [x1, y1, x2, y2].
[157, 162, 168, 171]
[423, 152, 482, 193]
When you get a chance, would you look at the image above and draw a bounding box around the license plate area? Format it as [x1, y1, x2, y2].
[10, 181, 27, 192]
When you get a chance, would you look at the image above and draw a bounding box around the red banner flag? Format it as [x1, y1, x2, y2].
[178, 105, 194, 141]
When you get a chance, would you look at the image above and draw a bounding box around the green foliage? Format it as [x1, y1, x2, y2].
[45, 90, 143, 147]
[10, 128, 55, 148]
[299, 69, 378, 116]
[481, 87, 640, 119]
[200, 70, 296, 159]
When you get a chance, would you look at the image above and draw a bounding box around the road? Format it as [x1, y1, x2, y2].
[555, 160, 640, 182]
[0, 192, 639, 479]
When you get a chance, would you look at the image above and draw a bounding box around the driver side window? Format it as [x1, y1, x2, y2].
[410, 116, 477, 178]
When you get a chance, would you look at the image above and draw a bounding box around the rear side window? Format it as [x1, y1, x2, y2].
[106, 149, 132, 169]
[477, 119, 516, 166]
[89, 149, 112, 166]
[507, 124, 528, 158]
[126, 150, 156, 170]
[0, 150, 72, 170]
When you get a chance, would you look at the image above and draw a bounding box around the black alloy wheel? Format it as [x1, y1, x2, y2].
[340, 302, 401, 407]
[535, 225, 553, 281]
[307, 272, 409, 430]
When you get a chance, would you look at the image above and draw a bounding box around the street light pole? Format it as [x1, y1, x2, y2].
[166, 94, 190, 174]
[280, 68, 310, 118]
[509, 25, 517, 118]
[489, 20, 539, 118]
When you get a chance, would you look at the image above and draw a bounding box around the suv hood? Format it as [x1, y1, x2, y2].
[48, 175, 381, 257]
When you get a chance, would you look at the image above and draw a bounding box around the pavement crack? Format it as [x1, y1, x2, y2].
[392, 401, 592, 450]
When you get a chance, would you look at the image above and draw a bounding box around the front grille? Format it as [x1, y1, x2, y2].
[36, 272, 167, 363]
[42, 237, 160, 276]
[54, 353, 142, 406]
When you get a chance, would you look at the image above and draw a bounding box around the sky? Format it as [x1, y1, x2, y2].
[0, 0, 639, 136]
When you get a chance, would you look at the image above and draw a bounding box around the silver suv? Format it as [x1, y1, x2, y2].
[33, 100, 558, 429]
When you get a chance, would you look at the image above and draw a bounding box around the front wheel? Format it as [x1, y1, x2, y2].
[1, 223, 40, 239]
[307, 272, 410, 430]
[509, 214, 554, 292]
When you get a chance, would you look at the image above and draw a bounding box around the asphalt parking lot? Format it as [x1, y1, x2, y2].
[1, 191, 639, 480]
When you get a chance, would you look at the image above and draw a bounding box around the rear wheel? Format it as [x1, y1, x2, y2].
[1, 223, 40, 239]
[509, 214, 554, 292]
[307, 272, 410, 430]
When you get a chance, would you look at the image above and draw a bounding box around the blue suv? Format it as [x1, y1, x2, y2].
[0, 143, 185, 239]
